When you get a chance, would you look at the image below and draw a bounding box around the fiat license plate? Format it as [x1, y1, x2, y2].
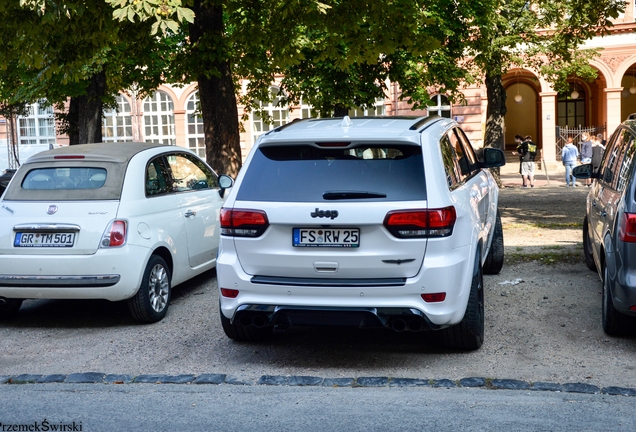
[293, 228, 359, 248]
[14, 232, 76, 247]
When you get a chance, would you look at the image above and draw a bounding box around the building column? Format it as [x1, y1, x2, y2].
[605, 88, 623, 136]
[173, 110, 186, 148]
[539, 91, 558, 164]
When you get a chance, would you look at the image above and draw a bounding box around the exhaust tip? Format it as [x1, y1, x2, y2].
[408, 318, 423, 332]
[251, 315, 267, 328]
[391, 319, 407, 332]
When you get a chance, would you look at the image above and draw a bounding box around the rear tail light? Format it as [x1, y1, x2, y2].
[618, 213, 636, 243]
[220, 208, 269, 237]
[384, 207, 456, 238]
[422, 293, 446, 303]
[100, 220, 127, 248]
[220, 288, 239, 298]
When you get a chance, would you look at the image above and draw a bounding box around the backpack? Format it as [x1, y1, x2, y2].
[527, 142, 537, 155]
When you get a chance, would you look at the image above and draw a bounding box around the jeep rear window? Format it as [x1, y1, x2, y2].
[236, 144, 426, 202]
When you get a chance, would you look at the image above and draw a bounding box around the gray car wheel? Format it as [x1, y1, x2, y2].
[602, 266, 634, 336]
[128, 255, 171, 323]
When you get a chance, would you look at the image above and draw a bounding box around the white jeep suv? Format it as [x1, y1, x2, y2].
[217, 116, 505, 350]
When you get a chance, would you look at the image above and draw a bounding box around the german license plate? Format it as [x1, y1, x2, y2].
[14, 232, 76, 247]
[293, 228, 359, 248]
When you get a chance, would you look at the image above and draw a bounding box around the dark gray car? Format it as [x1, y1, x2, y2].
[574, 119, 636, 335]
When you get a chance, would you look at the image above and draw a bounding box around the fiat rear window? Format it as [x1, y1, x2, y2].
[22, 167, 107, 190]
[237, 144, 426, 202]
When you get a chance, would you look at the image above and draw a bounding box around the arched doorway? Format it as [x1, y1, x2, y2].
[504, 72, 539, 150]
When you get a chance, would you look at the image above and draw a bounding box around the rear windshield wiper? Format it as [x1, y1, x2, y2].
[323, 190, 387, 200]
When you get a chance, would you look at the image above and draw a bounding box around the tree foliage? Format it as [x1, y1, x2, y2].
[462, 0, 624, 149]
[105, 0, 485, 174]
[1, 1, 170, 144]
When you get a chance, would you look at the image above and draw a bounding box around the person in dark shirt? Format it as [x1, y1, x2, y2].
[511, 134, 528, 186]
[514, 135, 537, 188]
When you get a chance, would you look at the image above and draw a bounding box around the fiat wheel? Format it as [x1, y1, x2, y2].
[128, 255, 172, 323]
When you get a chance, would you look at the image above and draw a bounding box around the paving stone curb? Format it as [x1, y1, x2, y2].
[1, 374, 634, 397]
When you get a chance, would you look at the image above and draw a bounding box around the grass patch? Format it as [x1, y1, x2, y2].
[540, 245, 566, 250]
[534, 221, 582, 229]
[505, 250, 583, 265]
[504, 222, 582, 230]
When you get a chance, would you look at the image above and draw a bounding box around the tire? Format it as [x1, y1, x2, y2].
[602, 266, 634, 336]
[483, 210, 504, 275]
[583, 217, 597, 272]
[220, 303, 273, 342]
[0, 298, 23, 320]
[441, 254, 485, 350]
[127, 255, 171, 323]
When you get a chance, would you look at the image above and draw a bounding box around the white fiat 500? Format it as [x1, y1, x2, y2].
[218, 116, 505, 350]
[0, 142, 233, 323]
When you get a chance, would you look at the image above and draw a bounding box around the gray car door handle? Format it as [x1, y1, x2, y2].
[184, 210, 197, 218]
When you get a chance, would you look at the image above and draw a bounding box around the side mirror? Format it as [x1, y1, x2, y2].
[572, 163, 593, 179]
[218, 174, 234, 198]
[479, 147, 506, 168]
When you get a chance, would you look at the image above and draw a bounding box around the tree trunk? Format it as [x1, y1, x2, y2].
[76, 71, 106, 144]
[484, 73, 507, 186]
[67, 97, 80, 145]
[190, 1, 242, 177]
[484, 73, 506, 151]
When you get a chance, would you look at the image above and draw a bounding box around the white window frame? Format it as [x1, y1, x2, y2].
[17, 100, 56, 145]
[428, 94, 452, 118]
[143, 90, 176, 145]
[186, 91, 206, 159]
[348, 98, 386, 117]
[252, 87, 290, 144]
[103, 94, 133, 142]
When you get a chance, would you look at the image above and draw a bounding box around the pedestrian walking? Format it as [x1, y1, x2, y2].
[511, 134, 527, 187]
[562, 136, 579, 187]
[580, 133, 593, 186]
[518, 135, 537, 188]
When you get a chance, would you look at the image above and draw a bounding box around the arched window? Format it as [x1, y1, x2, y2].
[348, 98, 386, 117]
[143, 90, 175, 145]
[17, 100, 56, 145]
[300, 98, 314, 119]
[428, 94, 452, 118]
[103, 94, 133, 142]
[252, 87, 290, 144]
[186, 91, 205, 159]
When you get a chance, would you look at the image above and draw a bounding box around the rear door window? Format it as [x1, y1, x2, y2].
[236, 144, 426, 202]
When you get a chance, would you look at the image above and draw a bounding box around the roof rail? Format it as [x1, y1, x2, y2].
[409, 115, 443, 131]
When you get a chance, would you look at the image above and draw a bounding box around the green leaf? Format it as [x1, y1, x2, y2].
[127, 5, 136, 22]
[165, 19, 179, 33]
[176, 7, 194, 23]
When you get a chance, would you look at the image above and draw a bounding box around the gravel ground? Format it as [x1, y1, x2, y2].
[1, 185, 635, 388]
